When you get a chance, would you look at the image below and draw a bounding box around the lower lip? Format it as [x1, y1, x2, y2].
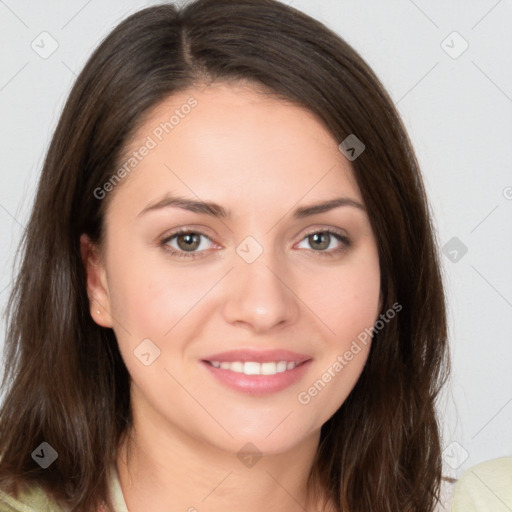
[200, 360, 312, 396]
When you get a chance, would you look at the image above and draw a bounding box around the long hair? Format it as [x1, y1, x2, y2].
[0, 1, 450, 510]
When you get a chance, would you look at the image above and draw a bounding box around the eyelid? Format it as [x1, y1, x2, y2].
[299, 225, 348, 239]
[159, 225, 216, 244]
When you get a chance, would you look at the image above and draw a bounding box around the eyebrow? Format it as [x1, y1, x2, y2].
[137, 194, 366, 219]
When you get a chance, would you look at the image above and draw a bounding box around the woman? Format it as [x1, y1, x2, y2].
[0, 0, 453, 510]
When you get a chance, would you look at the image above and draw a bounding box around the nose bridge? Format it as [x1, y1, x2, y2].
[222, 234, 298, 331]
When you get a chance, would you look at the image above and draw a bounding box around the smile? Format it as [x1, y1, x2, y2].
[201, 359, 312, 395]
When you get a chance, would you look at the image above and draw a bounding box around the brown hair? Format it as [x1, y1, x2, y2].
[0, 1, 450, 510]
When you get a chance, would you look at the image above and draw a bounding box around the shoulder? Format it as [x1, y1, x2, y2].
[452, 456, 512, 511]
[0, 484, 62, 512]
[0, 463, 124, 512]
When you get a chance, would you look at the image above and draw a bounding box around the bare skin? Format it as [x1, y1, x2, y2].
[81, 82, 381, 511]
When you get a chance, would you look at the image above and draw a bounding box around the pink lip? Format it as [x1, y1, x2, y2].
[201, 349, 312, 364]
[200, 359, 313, 396]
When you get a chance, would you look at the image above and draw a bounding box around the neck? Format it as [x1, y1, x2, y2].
[116, 391, 331, 511]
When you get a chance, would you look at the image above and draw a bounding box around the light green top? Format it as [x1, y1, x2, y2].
[452, 456, 512, 511]
[0, 465, 129, 512]
[0, 467, 459, 511]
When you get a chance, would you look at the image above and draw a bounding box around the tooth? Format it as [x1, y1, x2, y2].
[230, 361, 244, 373]
[276, 361, 287, 373]
[209, 360, 300, 374]
[243, 362, 261, 375]
[261, 362, 277, 375]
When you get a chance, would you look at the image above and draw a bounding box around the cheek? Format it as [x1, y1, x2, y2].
[308, 250, 381, 345]
[296, 256, 380, 418]
[105, 240, 207, 338]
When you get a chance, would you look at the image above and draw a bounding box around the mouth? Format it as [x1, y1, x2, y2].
[199, 349, 313, 395]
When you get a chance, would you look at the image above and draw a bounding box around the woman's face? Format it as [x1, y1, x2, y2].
[83, 82, 381, 455]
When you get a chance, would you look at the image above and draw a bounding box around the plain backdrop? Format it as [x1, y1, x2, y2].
[1, 0, 511, 481]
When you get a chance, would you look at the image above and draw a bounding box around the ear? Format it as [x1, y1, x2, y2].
[80, 233, 113, 328]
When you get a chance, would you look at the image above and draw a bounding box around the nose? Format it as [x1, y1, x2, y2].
[222, 247, 300, 333]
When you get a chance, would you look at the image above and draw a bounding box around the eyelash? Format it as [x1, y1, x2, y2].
[159, 228, 351, 260]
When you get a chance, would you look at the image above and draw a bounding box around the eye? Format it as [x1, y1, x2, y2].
[295, 229, 350, 257]
[160, 229, 216, 259]
[159, 227, 351, 260]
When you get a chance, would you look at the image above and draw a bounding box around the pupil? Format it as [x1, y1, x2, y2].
[311, 233, 329, 250]
[179, 233, 199, 251]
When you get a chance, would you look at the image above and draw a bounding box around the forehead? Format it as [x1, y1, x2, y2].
[108, 83, 362, 215]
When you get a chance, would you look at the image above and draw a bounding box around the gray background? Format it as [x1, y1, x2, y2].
[1, 0, 511, 480]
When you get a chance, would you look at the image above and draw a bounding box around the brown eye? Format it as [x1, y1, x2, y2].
[296, 229, 350, 257]
[176, 233, 201, 252]
[160, 230, 215, 259]
[308, 232, 331, 251]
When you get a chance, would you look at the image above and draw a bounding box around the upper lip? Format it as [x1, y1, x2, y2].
[202, 349, 312, 364]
